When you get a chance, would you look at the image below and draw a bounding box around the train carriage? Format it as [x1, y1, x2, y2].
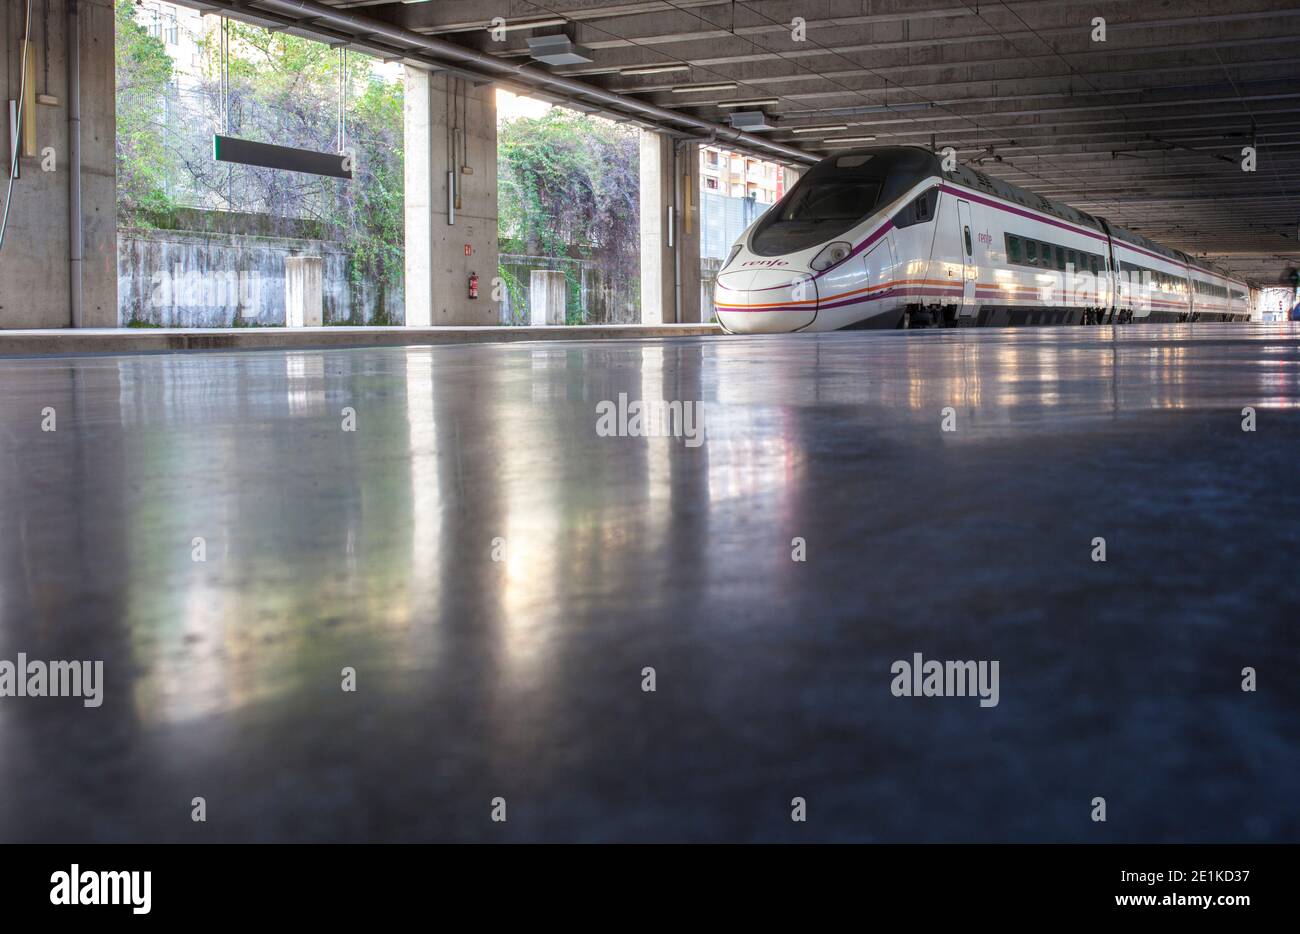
[714, 145, 1251, 333]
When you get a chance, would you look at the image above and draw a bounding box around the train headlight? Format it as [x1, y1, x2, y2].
[810, 241, 852, 271]
[723, 243, 743, 270]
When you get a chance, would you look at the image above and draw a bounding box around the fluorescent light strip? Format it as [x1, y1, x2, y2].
[482, 17, 569, 31]
[783, 102, 935, 117]
[790, 124, 848, 134]
[823, 135, 877, 143]
[620, 64, 691, 76]
[717, 98, 779, 108]
[670, 83, 737, 94]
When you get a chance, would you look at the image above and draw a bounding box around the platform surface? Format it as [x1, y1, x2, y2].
[0, 323, 1297, 842]
[0, 323, 721, 355]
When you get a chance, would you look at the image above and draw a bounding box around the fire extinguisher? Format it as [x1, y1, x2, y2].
[468, 271, 479, 300]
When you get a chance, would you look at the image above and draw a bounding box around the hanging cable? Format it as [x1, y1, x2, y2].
[220, 15, 229, 135]
[42, 0, 50, 94]
[0, 0, 36, 255]
[337, 47, 344, 153]
[220, 15, 233, 211]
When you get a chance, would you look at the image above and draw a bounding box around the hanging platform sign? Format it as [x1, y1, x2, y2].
[212, 135, 352, 180]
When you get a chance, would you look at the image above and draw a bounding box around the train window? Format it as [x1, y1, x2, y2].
[893, 188, 939, 229]
[1041, 243, 1054, 267]
[1066, 250, 1077, 269]
[1007, 235, 1022, 263]
[748, 147, 946, 256]
[750, 174, 884, 255]
[1090, 256, 1099, 275]
[1056, 248, 1066, 271]
[963, 225, 972, 255]
[782, 181, 881, 223]
[1026, 240, 1038, 264]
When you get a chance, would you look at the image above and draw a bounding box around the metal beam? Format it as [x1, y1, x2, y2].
[179, 0, 820, 165]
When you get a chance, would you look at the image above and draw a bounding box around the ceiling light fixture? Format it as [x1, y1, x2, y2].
[790, 124, 848, 134]
[620, 64, 691, 76]
[484, 16, 569, 31]
[670, 83, 737, 94]
[824, 135, 877, 143]
[784, 102, 934, 117]
[717, 98, 779, 108]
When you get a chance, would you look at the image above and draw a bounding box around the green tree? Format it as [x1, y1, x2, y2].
[196, 25, 404, 322]
[114, 0, 176, 223]
[498, 108, 639, 323]
[114, 15, 405, 322]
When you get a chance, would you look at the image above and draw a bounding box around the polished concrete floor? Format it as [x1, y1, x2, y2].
[1, 323, 1298, 842]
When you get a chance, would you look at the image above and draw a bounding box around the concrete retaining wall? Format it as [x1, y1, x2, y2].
[116, 228, 403, 327]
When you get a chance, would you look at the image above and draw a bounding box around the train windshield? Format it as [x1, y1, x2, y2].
[750, 179, 881, 255]
[749, 147, 937, 256]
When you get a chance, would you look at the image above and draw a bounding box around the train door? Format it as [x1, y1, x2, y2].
[956, 199, 977, 316]
[1096, 217, 1120, 322]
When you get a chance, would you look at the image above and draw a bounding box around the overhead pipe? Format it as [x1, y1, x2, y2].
[209, 0, 820, 167]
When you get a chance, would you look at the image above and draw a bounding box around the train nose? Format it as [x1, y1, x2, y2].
[715, 268, 818, 333]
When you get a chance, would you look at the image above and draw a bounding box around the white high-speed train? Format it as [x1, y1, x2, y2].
[714, 146, 1251, 333]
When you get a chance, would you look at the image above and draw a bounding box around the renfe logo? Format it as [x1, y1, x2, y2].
[741, 259, 788, 267]
[50, 865, 151, 915]
[977, 231, 993, 247]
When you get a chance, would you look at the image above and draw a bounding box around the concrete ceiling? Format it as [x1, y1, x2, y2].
[227, 1, 1300, 284]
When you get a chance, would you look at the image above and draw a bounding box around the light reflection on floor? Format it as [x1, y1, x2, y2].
[0, 323, 1297, 842]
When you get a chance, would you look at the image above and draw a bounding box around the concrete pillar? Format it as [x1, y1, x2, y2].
[529, 269, 567, 326]
[782, 165, 802, 196]
[639, 132, 701, 324]
[403, 70, 498, 327]
[0, 0, 116, 328]
[284, 256, 324, 327]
